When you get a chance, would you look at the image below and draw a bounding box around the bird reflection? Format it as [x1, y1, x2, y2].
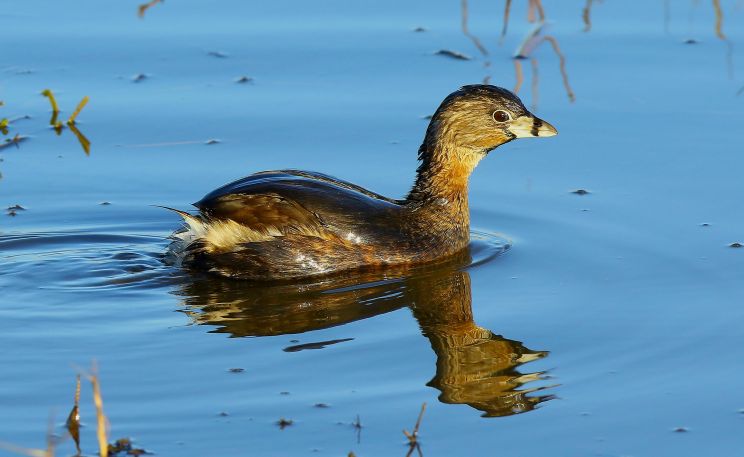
[175, 251, 555, 418]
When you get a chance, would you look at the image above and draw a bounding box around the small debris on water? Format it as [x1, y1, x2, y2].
[107, 437, 149, 456]
[205, 139, 221, 145]
[729, 242, 742, 248]
[673, 426, 689, 433]
[435, 49, 472, 60]
[132, 73, 148, 83]
[314, 403, 330, 408]
[572, 189, 590, 195]
[228, 367, 244, 373]
[290, 339, 300, 343]
[413, 27, 427, 32]
[218, 411, 229, 417]
[684, 38, 698, 44]
[235, 76, 254, 84]
[280, 391, 290, 395]
[277, 418, 293, 429]
[0, 134, 28, 149]
[283, 338, 354, 352]
[699, 222, 711, 227]
[100, 201, 112, 205]
[208, 51, 228, 58]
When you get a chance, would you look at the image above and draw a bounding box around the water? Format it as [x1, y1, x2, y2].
[1, 0, 743, 455]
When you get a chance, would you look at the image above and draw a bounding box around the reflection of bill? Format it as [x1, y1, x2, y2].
[411, 269, 555, 417]
[177, 250, 556, 418]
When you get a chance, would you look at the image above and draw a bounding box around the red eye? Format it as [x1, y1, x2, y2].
[493, 110, 511, 122]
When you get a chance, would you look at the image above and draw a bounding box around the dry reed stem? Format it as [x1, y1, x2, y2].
[460, 0, 488, 56]
[66, 375, 81, 455]
[81, 362, 109, 457]
[582, 0, 593, 32]
[712, 0, 726, 39]
[527, 0, 545, 23]
[403, 402, 427, 457]
[530, 57, 539, 111]
[44, 414, 55, 457]
[41, 89, 59, 113]
[500, 0, 512, 43]
[67, 123, 91, 156]
[541, 36, 576, 102]
[67, 97, 89, 125]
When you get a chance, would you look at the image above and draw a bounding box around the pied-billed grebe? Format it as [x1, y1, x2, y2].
[167, 84, 557, 280]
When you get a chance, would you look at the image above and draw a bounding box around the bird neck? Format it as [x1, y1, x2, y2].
[407, 142, 482, 211]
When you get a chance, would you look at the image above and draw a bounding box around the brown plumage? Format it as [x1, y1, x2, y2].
[166, 84, 557, 280]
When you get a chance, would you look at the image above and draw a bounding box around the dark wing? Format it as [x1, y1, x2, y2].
[196, 170, 399, 206]
[194, 170, 404, 237]
[193, 193, 322, 231]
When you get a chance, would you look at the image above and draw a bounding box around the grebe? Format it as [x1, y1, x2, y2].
[166, 85, 557, 280]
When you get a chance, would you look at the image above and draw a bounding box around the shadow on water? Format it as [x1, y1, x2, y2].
[175, 234, 556, 418]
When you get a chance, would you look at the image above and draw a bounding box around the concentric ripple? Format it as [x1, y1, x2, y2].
[0, 229, 510, 292]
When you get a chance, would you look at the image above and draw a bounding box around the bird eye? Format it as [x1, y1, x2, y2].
[492, 110, 511, 123]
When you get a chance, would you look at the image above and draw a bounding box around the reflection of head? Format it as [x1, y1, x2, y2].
[409, 270, 554, 417]
[176, 255, 555, 417]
